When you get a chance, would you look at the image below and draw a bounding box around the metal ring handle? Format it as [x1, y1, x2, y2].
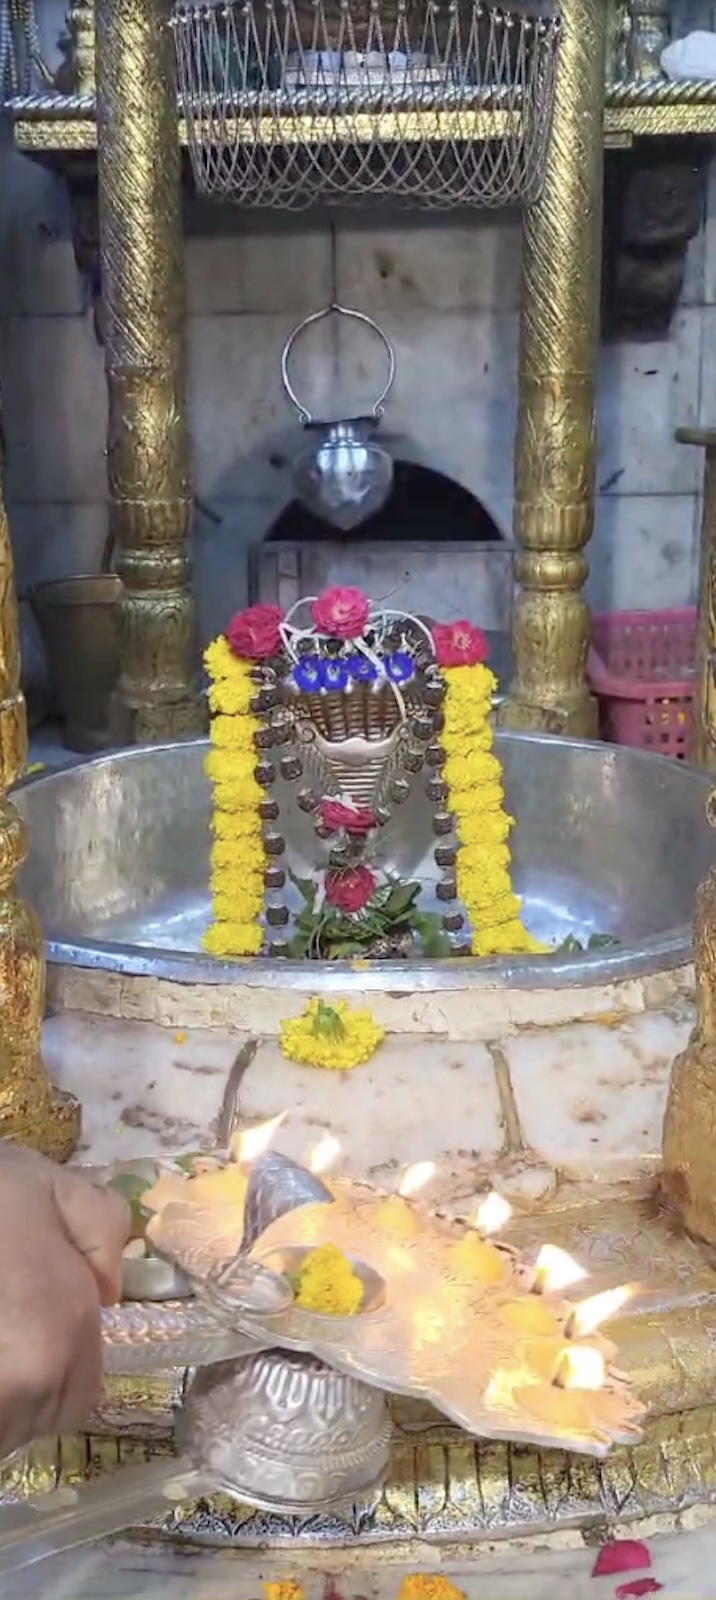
[281, 302, 396, 425]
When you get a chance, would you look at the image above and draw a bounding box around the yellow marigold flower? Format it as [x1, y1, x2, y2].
[211, 839, 265, 873]
[397, 1579, 467, 1600]
[443, 663, 497, 699]
[442, 718, 494, 750]
[210, 714, 259, 751]
[293, 1243, 364, 1316]
[263, 1584, 304, 1600]
[454, 842, 511, 875]
[204, 635, 247, 684]
[461, 877, 515, 915]
[202, 921, 264, 957]
[441, 661, 542, 962]
[456, 810, 514, 846]
[212, 890, 266, 924]
[280, 998, 384, 1071]
[207, 675, 255, 717]
[443, 751, 503, 793]
[205, 747, 259, 784]
[212, 809, 265, 840]
[212, 778, 265, 812]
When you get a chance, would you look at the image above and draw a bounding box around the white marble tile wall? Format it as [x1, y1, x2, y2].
[0, 0, 714, 653]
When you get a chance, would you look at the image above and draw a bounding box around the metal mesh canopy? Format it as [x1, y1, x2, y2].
[172, 1, 561, 209]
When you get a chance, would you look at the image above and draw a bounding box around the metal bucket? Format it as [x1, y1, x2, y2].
[30, 575, 121, 754]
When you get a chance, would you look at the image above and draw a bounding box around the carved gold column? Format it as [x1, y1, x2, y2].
[95, 0, 204, 743]
[499, 0, 606, 737]
[662, 426, 716, 1241]
[0, 412, 80, 1159]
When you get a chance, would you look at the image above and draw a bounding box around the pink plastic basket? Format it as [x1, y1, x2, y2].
[587, 608, 697, 760]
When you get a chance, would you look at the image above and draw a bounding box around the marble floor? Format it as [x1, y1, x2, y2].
[9, 1520, 716, 1598]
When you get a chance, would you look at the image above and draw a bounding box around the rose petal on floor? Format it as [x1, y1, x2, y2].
[615, 1581, 663, 1598]
[591, 1541, 653, 1578]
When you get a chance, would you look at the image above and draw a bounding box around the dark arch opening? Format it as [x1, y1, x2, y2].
[263, 459, 505, 543]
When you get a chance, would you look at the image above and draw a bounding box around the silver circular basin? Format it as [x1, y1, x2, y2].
[13, 733, 715, 991]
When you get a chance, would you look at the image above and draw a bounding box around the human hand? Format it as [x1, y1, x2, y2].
[0, 1145, 130, 1459]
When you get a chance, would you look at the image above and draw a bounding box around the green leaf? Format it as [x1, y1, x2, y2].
[108, 1172, 152, 1201]
[384, 882, 421, 918]
[288, 933, 310, 958]
[288, 868, 316, 908]
[173, 1152, 206, 1173]
[588, 932, 620, 949]
[326, 940, 370, 958]
[555, 934, 584, 955]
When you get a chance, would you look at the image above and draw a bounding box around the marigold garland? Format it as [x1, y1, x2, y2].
[441, 663, 546, 958]
[280, 998, 385, 1070]
[293, 1243, 364, 1315]
[203, 639, 266, 957]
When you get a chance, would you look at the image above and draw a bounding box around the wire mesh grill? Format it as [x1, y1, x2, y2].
[172, 1, 561, 209]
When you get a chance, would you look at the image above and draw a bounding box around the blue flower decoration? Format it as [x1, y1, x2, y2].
[293, 655, 324, 692]
[347, 653, 378, 683]
[322, 658, 350, 692]
[385, 651, 415, 685]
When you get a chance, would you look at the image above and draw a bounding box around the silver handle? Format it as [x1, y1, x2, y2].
[0, 1456, 202, 1577]
[281, 302, 396, 425]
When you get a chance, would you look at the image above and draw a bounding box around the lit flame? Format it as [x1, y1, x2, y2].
[230, 1112, 287, 1166]
[307, 1134, 342, 1176]
[554, 1346, 605, 1391]
[566, 1284, 635, 1339]
[397, 1161, 436, 1199]
[473, 1191, 512, 1236]
[532, 1244, 588, 1295]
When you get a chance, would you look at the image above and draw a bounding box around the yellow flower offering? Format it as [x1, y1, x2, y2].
[440, 661, 547, 958]
[203, 643, 267, 958]
[397, 1579, 467, 1600]
[293, 1243, 364, 1316]
[280, 997, 385, 1071]
[263, 1583, 304, 1600]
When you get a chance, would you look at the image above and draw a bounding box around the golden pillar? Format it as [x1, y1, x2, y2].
[499, 0, 606, 737]
[662, 428, 716, 1240]
[0, 414, 80, 1159]
[95, 0, 205, 743]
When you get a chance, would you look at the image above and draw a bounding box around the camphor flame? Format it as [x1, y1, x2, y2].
[230, 1112, 288, 1166]
[474, 1191, 512, 1235]
[398, 1161, 437, 1199]
[532, 1244, 588, 1294]
[307, 1134, 342, 1176]
[566, 1284, 636, 1339]
[554, 1345, 606, 1391]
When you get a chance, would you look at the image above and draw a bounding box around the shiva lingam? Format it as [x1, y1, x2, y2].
[204, 586, 545, 962]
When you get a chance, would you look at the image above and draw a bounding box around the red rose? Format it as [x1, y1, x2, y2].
[432, 620, 488, 669]
[325, 866, 376, 913]
[311, 586, 371, 641]
[226, 604, 284, 661]
[319, 797, 378, 836]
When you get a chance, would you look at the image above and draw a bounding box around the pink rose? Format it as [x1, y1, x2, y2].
[325, 866, 376, 914]
[319, 797, 378, 836]
[226, 604, 284, 661]
[432, 620, 488, 669]
[311, 587, 371, 641]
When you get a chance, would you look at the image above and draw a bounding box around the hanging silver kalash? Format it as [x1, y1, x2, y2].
[171, 2, 561, 210]
[0, 1148, 644, 1575]
[282, 303, 396, 531]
